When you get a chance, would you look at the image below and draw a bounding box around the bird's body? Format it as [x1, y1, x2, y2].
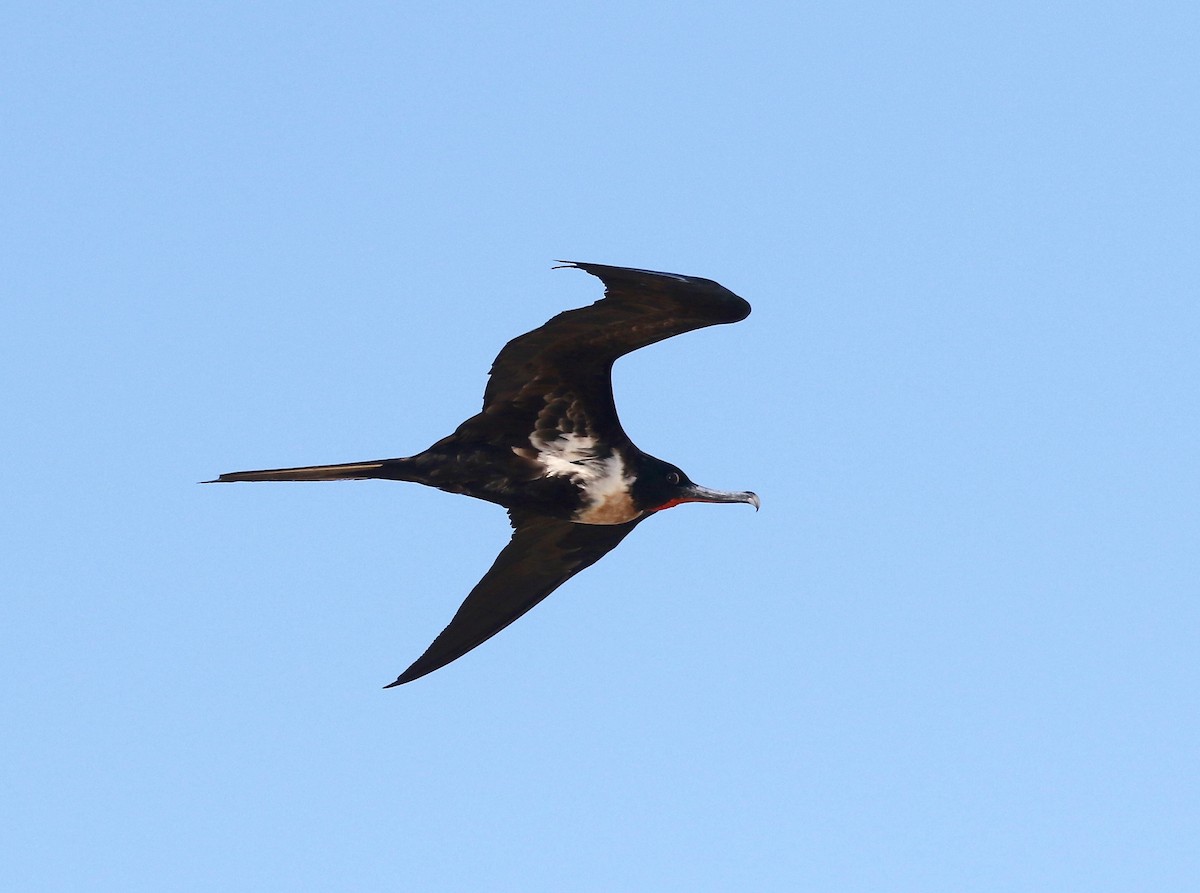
[210, 262, 758, 686]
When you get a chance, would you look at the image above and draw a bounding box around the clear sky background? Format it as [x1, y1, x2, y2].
[4, 2, 1197, 890]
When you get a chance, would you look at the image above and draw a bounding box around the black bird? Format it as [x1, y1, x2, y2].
[210, 262, 759, 686]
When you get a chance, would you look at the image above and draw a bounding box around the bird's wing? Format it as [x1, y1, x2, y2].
[386, 510, 645, 687]
[465, 262, 751, 443]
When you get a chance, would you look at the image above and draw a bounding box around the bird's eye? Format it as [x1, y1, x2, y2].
[666, 471, 680, 485]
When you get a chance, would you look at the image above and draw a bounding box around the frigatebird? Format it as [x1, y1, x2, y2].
[210, 261, 758, 686]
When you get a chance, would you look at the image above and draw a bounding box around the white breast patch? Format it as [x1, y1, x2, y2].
[530, 432, 640, 524]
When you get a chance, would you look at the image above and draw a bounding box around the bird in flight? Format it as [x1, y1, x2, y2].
[209, 262, 759, 686]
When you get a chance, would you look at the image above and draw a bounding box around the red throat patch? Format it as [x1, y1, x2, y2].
[651, 497, 690, 512]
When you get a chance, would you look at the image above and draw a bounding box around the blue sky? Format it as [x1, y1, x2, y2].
[4, 2, 1197, 890]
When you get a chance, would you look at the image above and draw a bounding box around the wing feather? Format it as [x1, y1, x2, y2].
[484, 262, 749, 405]
[459, 261, 750, 445]
[386, 510, 644, 686]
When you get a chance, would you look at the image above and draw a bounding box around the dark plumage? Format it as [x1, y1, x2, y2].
[209, 262, 758, 686]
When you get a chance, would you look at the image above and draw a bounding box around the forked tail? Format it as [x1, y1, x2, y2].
[204, 458, 410, 483]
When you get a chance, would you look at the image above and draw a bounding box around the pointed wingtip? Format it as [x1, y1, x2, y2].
[383, 666, 424, 688]
[383, 659, 443, 687]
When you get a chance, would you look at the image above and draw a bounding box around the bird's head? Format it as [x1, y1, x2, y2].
[632, 454, 760, 515]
